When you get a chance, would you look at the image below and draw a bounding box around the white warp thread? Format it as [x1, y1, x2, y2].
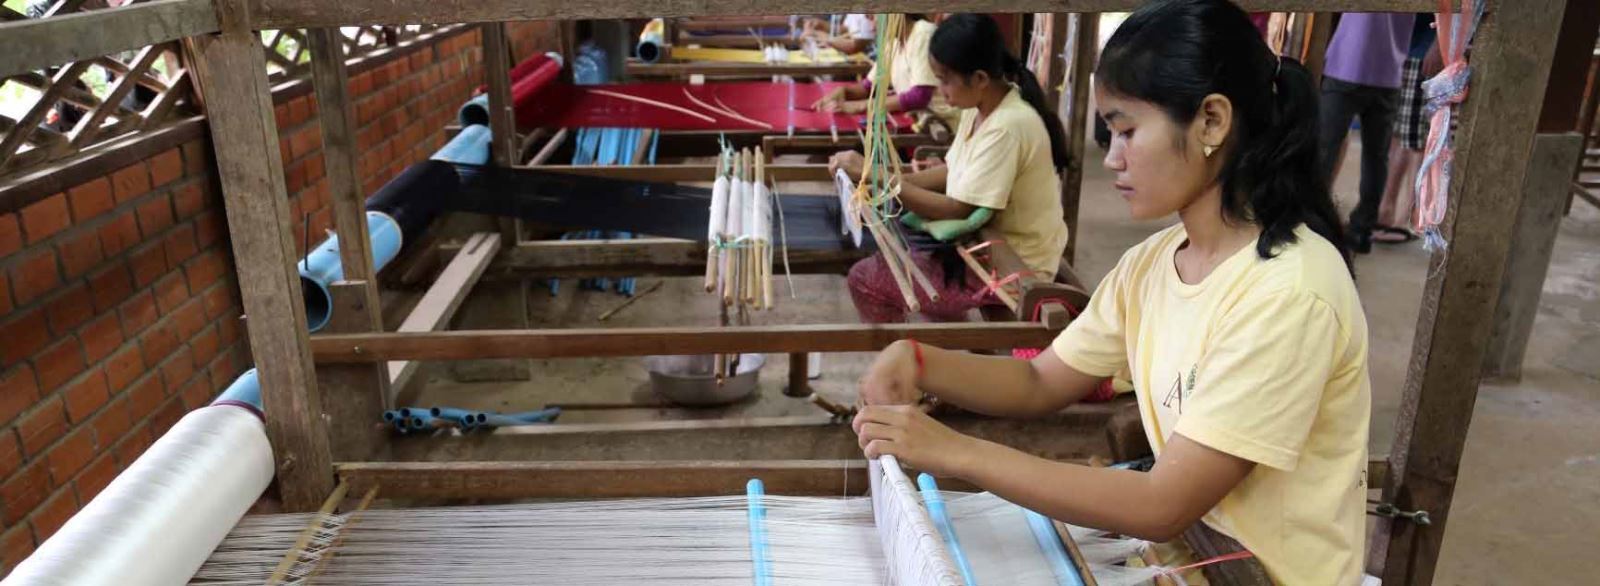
[870, 456, 964, 586]
[709, 175, 731, 240]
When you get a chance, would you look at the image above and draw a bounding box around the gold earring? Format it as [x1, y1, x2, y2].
[1203, 144, 1217, 158]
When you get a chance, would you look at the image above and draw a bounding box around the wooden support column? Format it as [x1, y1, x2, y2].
[1060, 13, 1097, 264]
[1375, 4, 1567, 584]
[1303, 13, 1332, 88]
[785, 353, 810, 397]
[481, 22, 521, 243]
[190, 0, 331, 511]
[317, 281, 389, 461]
[1482, 133, 1585, 380]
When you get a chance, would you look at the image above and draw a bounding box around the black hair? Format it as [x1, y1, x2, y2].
[1097, 0, 1351, 270]
[930, 13, 1069, 173]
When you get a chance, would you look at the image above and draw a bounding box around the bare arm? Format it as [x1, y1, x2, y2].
[855, 405, 1256, 542]
[861, 341, 1102, 417]
[897, 182, 976, 221]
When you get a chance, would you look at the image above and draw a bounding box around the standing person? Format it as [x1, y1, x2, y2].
[1374, 14, 1436, 244]
[1317, 12, 1415, 253]
[830, 13, 1069, 323]
[851, 0, 1371, 582]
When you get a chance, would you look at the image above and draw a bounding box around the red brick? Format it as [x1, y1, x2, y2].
[182, 141, 209, 176]
[189, 327, 220, 367]
[110, 163, 152, 204]
[29, 488, 78, 542]
[2, 525, 35, 574]
[112, 424, 153, 470]
[171, 298, 206, 340]
[33, 339, 86, 392]
[217, 312, 242, 345]
[152, 272, 189, 315]
[73, 451, 118, 503]
[66, 178, 114, 222]
[0, 365, 39, 428]
[135, 194, 174, 238]
[289, 96, 311, 126]
[17, 398, 66, 459]
[79, 314, 124, 364]
[185, 249, 226, 292]
[201, 285, 237, 320]
[160, 346, 196, 393]
[9, 249, 61, 306]
[1, 463, 49, 525]
[274, 103, 290, 126]
[88, 264, 134, 313]
[20, 193, 71, 244]
[0, 273, 10, 316]
[46, 427, 97, 485]
[305, 154, 325, 182]
[96, 211, 140, 257]
[353, 71, 374, 95]
[290, 126, 322, 160]
[62, 371, 109, 423]
[127, 375, 164, 421]
[89, 397, 132, 452]
[162, 224, 198, 266]
[286, 159, 309, 193]
[179, 375, 213, 410]
[149, 148, 183, 187]
[57, 229, 105, 278]
[128, 242, 167, 287]
[0, 310, 50, 366]
[149, 395, 185, 436]
[117, 289, 159, 337]
[194, 213, 223, 248]
[103, 345, 144, 393]
[279, 137, 292, 165]
[172, 182, 205, 219]
[43, 284, 93, 335]
[140, 320, 180, 367]
[0, 430, 20, 483]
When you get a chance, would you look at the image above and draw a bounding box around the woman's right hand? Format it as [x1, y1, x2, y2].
[811, 88, 846, 111]
[858, 340, 922, 406]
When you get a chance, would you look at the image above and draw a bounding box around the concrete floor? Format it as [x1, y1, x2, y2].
[415, 139, 1600, 583]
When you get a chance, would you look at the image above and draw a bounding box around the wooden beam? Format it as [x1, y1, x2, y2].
[674, 34, 802, 50]
[338, 460, 873, 499]
[389, 232, 501, 403]
[529, 163, 830, 183]
[316, 282, 389, 461]
[190, 0, 331, 511]
[626, 60, 871, 79]
[1304, 13, 1333, 88]
[381, 410, 1120, 463]
[307, 28, 383, 305]
[467, 238, 865, 279]
[481, 23, 518, 169]
[0, 0, 218, 80]
[310, 322, 1059, 363]
[1061, 13, 1097, 264]
[0, 116, 206, 215]
[1536, 0, 1599, 132]
[1377, 3, 1568, 583]
[1482, 133, 1586, 379]
[247, 0, 1444, 30]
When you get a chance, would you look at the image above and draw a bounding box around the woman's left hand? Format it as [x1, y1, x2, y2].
[829, 150, 866, 182]
[837, 100, 867, 115]
[852, 404, 981, 478]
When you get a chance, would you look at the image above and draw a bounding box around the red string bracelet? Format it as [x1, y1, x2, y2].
[906, 338, 925, 381]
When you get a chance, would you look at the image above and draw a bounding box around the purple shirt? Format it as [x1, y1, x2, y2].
[1323, 13, 1416, 89]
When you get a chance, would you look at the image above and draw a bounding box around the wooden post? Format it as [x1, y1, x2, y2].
[190, 0, 332, 511]
[1482, 133, 1585, 380]
[306, 29, 384, 330]
[1303, 13, 1332, 88]
[1376, 4, 1568, 583]
[318, 281, 390, 461]
[1060, 13, 1097, 264]
[1045, 13, 1071, 118]
[481, 22, 521, 244]
[785, 352, 810, 397]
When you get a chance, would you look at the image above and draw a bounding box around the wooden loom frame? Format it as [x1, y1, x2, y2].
[0, 0, 1568, 583]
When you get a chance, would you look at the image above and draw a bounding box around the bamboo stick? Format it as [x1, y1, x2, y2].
[957, 245, 1018, 312]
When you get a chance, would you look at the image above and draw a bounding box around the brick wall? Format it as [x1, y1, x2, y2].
[0, 21, 556, 573]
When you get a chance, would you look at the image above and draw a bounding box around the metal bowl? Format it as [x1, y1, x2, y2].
[644, 354, 765, 406]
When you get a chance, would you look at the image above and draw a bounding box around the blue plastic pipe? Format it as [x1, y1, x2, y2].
[746, 478, 772, 586]
[917, 474, 976, 586]
[212, 368, 262, 410]
[299, 211, 403, 332]
[1025, 509, 1086, 586]
[432, 124, 492, 165]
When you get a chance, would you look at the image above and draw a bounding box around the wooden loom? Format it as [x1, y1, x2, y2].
[0, 0, 1571, 583]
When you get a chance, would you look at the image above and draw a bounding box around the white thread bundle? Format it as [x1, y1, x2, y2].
[191, 467, 1162, 585]
[727, 176, 747, 241]
[870, 456, 964, 586]
[709, 175, 731, 242]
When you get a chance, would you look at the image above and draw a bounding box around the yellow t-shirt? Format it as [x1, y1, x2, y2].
[944, 88, 1067, 278]
[864, 20, 956, 124]
[1052, 223, 1371, 585]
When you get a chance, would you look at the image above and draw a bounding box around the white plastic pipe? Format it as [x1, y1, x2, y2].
[2, 405, 274, 586]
